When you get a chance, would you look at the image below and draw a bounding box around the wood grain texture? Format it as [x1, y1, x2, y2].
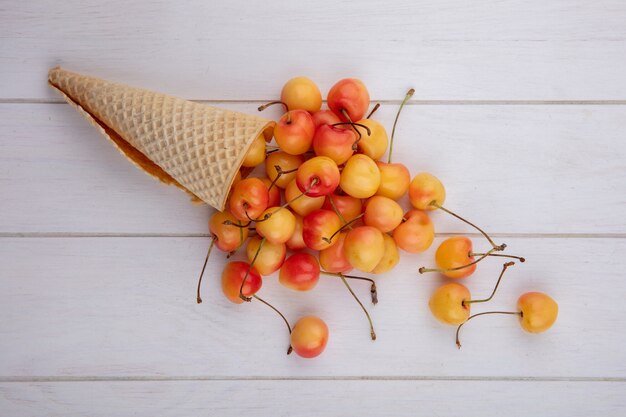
[2, 102, 625, 235]
[1, 1, 626, 100]
[1, 380, 625, 417]
[1, 236, 624, 378]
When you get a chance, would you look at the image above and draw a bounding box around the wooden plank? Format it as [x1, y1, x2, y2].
[1, 103, 625, 234]
[1, 380, 625, 417]
[1, 1, 626, 100]
[1, 236, 624, 378]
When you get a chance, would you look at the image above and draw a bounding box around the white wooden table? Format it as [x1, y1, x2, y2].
[1, 1, 625, 415]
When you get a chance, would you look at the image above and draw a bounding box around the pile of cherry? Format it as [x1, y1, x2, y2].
[196, 77, 558, 358]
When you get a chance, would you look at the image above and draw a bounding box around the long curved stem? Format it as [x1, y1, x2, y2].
[463, 262, 514, 306]
[338, 273, 376, 340]
[455, 311, 521, 349]
[470, 253, 525, 262]
[321, 271, 378, 304]
[388, 88, 414, 164]
[253, 294, 293, 355]
[419, 247, 499, 274]
[327, 195, 350, 229]
[366, 103, 381, 119]
[196, 236, 217, 304]
[258, 101, 289, 113]
[430, 202, 505, 251]
[239, 237, 265, 302]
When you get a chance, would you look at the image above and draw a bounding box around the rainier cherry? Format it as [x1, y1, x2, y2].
[392, 210, 434, 253]
[260, 178, 281, 207]
[228, 177, 269, 222]
[328, 78, 370, 122]
[273, 109, 315, 155]
[363, 196, 403, 233]
[343, 226, 385, 273]
[354, 118, 388, 160]
[303, 209, 342, 250]
[340, 154, 381, 199]
[312, 124, 356, 165]
[296, 156, 341, 197]
[255, 207, 296, 244]
[285, 179, 324, 217]
[279, 252, 321, 291]
[319, 232, 353, 274]
[221, 261, 262, 304]
[242, 132, 267, 168]
[290, 316, 329, 358]
[246, 236, 286, 276]
[286, 213, 306, 250]
[280, 76, 322, 113]
[322, 193, 363, 224]
[265, 151, 304, 189]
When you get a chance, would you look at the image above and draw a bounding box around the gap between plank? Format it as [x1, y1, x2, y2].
[0, 376, 624, 383]
[0, 232, 624, 239]
[2, 98, 626, 105]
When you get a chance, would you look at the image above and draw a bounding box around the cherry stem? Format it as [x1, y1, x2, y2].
[337, 273, 377, 340]
[388, 88, 414, 164]
[196, 236, 217, 304]
[223, 220, 252, 228]
[366, 103, 381, 119]
[321, 271, 378, 305]
[463, 262, 514, 306]
[331, 121, 371, 151]
[455, 311, 521, 349]
[322, 213, 364, 244]
[419, 247, 499, 274]
[429, 202, 505, 251]
[339, 109, 363, 150]
[258, 100, 289, 113]
[252, 294, 293, 355]
[268, 165, 298, 192]
[239, 237, 265, 302]
[327, 195, 351, 229]
[470, 252, 525, 263]
[266, 149, 279, 156]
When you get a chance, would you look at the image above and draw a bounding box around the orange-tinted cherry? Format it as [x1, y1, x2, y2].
[285, 179, 324, 217]
[260, 178, 281, 207]
[255, 207, 296, 244]
[228, 177, 269, 222]
[303, 209, 342, 250]
[296, 156, 341, 197]
[312, 124, 356, 165]
[286, 213, 306, 251]
[279, 252, 321, 291]
[265, 151, 304, 189]
[371, 234, 400, 274]
[280, 76, 322, 113]
[322, 193, 363, 224]
[246, 236, 286, 276]
[392, 210, 434, 253]
[274, 109, 315, 155]
[319, 232, 353, 274]
[328, 78, 370, 122]
[221, 261, 262, 304]
[343, 226, 385, 273]
[363, 195, 403, 233]
[290, 316, 329, 358]
[242, 132, 267, 168]
[340, 154, 381, 199]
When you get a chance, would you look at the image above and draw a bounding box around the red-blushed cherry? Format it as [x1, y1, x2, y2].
[221, 261, 262, 304]
[196, 211, 250, 303]
[343, 226, 385, 273]
[274, 109, 315, 155]
[354, 118, 388, 160]
[328, 78, 370, 122]
[285, 179, 324, 217]
[312, 124, 356, 165]
[319, 232, 353, 274]
[363, 196, 403, 233]
[518, 292, 559, 333]
[246, 236, 286, 276]
[265, 151, 304, 189]
[296, 156, 341, 197]
[242, 132, 267, 168]
[371, 234, 400, 274]
[281, 76, 322, 113]
[392, 210, 434, 253]
[279, 252, 321, 291]
[286, 213, 306, 251]
[376, 161, 410, 200]
[290, 316, 329, 358]
[409, 172, 446, 211]
[255, 207, 296, 244]
[260, 178, 281, 207]
[322, 193, 363, 224]
[429, 283, 471, 325]
[303, 209, 342, 250]
[312, 109, 341, 130]
[340, 154, 381, 199]
[228, 177, 269, 222]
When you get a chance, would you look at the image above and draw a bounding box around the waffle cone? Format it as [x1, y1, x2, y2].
[48, 67, 274, 210]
